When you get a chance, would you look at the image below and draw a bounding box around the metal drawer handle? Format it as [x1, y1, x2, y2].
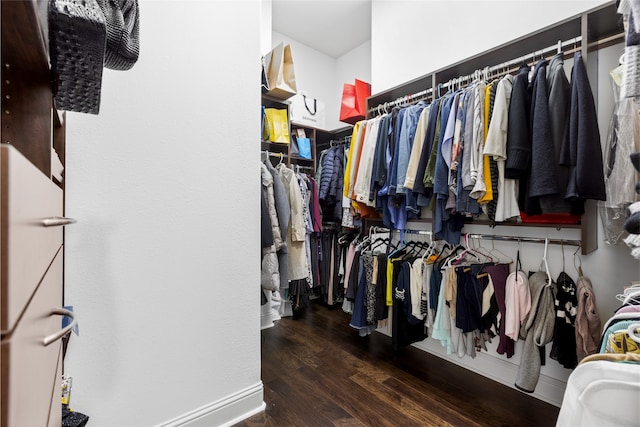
[43, 308, 76, 346]
[42, 217, 77, 227]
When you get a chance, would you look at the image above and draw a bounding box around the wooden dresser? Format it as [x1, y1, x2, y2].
[1, 1, 72, 426]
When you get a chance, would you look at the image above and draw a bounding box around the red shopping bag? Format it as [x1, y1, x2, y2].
[339, 79, 371, 125]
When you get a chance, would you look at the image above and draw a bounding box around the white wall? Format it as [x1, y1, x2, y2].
[372, 0, 610, 93]
[371, 0, 639, 407]
[261, 0, 272, 54]
[64, 1, 263, 426]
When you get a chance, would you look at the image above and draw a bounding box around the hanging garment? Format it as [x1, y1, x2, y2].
[539, 52, 572, 213]
[261, 164, 281, 291]
[515, 271, 556, 393]
[505, 65, 532, 215]
[484, 263, 514, 357]
[483, 74, 520, 223]
[277, 163, 308, 280]
[345, 247, 361, 301]
[526, 59, 559, 214]
[421, 261, 435, 330]
[455, 264, 486, 334]
[369, 113, 392, 204]
[413, 98, 441, 206]
[600, 66, 640, 244]
[480, 267, 499, 338]
[471, 81, 487, 190]
[343, 121, 364, 200]
[354, 117, 382, 206]
[395, 103, 427, 195]
[410, 258, 426, 321]
[404, 105, 431, 191]
[455, 88, 482, 216]
[432, 265, 453, 354]
[433, 94, 465, 244]
[374, 253, 389, 321]
[392, 260, 428, 351]
[265, 158, 291, 288]
[261, 163, 284, 250]
[366, 254, 378, 323]
[575, 274, 602, 362]
[560, 51, 606, 213]
[350, 253, 376, 336]
[260, 187, 273, 249]
[504, 253, 531, 341]
[477, 80, 498, 206]
[550, 272, 578, 369]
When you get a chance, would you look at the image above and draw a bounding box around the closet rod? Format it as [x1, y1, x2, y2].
[261, 150, 285, 159]
[467, 233, 581, 247]
[398, 229, 432, 236]
[370, 87, 433, 115]
[369, 35, 584, 116]
[441, 36, 582, 90]
[330, 136, 351, 146]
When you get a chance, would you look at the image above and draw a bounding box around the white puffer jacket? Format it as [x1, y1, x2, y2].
[261, 244, 280, 291]
[261, 163, 281, 290]
[261, 163, 284, 251]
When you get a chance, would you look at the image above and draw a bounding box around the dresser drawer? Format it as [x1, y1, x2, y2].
[1, 248, 64, 427]
[1, 145, 64, 334]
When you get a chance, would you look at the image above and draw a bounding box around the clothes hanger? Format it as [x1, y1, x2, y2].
[573, 244, 583, 277]
[369, 236, 390, 254]
[387, 239, 407, 259]
[487, 238, 514, 264]
[618, 287, 640, 306]
[542, 237, 552, 287]
[626, 323, 640, 344]
[470, 236, 495, 263]
[421, 233, 438, 264]
[437, 243, 463, 269]
[451, 234, 480, 267]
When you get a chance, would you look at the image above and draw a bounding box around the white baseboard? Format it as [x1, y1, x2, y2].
[377, 328, 566, 407]
[156, 382, 265, 427]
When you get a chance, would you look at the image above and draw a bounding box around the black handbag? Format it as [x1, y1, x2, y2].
[48, 0, 106, 114]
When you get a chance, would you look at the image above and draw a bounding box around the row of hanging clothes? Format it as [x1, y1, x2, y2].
[340, 227, 603, 393]
[343, 46, 606, 246]
[556, 283, 640, 426]
[260, 153, 323, 319]
[601, 1, 640, 264]
[316, 137, 354, 226]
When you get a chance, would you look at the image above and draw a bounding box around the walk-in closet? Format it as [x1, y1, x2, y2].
[256, 1, 640, 426]
[2, 1, 639, 426]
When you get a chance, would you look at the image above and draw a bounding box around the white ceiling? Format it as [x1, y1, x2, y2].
[272, 0, 372, 58]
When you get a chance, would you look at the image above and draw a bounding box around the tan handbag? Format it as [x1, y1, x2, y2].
[264, 42, 297, 100]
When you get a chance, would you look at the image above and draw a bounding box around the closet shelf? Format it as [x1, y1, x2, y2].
[262, 93, 318, 174]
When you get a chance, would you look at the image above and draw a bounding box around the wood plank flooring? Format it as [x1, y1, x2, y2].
[234, 300, 560, 427]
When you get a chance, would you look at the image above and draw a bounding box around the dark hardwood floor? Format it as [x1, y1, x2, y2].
[234, 300, 560, 427]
